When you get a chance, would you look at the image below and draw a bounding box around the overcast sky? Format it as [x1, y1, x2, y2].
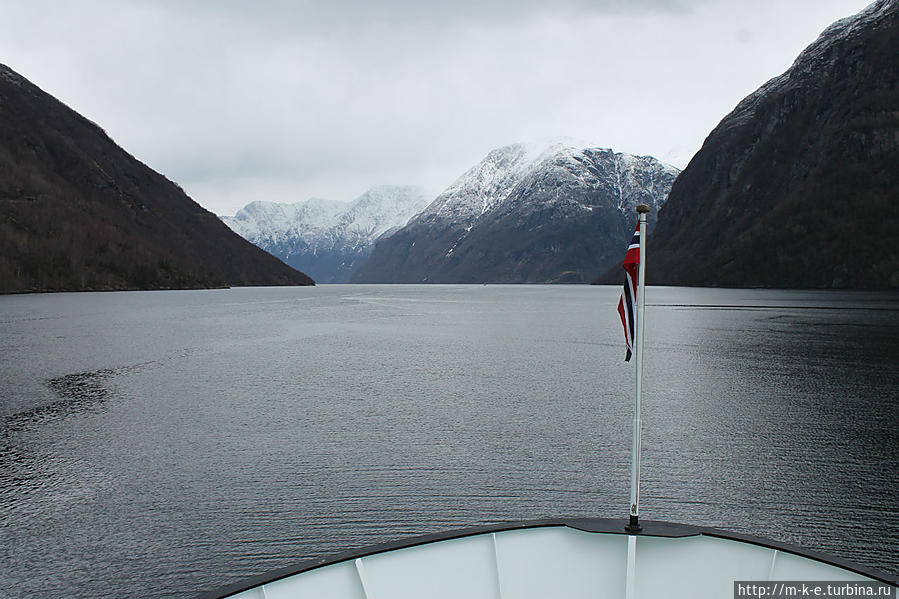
[0, 0, 874, 215]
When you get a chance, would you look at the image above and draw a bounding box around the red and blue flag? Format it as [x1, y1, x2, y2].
[617, 224, 640, 361]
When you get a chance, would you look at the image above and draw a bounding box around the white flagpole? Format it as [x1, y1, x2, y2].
[627, 204, 650, 533]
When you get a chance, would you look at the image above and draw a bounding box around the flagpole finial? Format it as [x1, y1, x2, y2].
[636, 204, 650, 214]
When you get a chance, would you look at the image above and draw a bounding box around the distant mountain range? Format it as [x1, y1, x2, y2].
[5, 0, 891, 292]
[352, 142, 679, 283]
[643, 0, 899, 289]
[222, 186, 428, 283]
[0, 64, 313, 293]
[229, 0, 897, 290]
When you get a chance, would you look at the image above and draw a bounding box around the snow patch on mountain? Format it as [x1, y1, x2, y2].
[352, 140, 680, 284]
[221, 185, 429, 282]
[415, 140, 678, 230]
[223, 198, 344, 250]
[416, 141, 573, 227]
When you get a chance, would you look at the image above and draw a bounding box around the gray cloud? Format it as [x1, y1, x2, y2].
[150, 0, 706, 32]
[0, 0, 875, 214]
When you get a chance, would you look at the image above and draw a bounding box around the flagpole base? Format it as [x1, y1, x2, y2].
[625, 515, 642, 533]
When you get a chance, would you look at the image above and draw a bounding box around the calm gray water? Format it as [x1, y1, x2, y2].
[0, 285, 897, 598]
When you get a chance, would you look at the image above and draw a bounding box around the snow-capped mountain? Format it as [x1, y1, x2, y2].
[352, 142, 679, 283]
[416, 141, 564, 227]
[222, 185, 429, 283]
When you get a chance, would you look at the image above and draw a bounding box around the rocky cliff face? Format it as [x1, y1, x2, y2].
[0, 64, 313, 292]
[352, 142, 678, 283]
[222, 186, 429, 283]
[648, 0, 899, 289]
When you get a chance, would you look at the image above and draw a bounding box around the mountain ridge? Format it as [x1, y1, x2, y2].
[222, 185, 429, 283]
[0, 63, 313, 292]
[353, 142, 679, 283]
[643, 0, 899, 289]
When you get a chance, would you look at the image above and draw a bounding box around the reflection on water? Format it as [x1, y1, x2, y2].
[0, 368, 120, 528]
[48, 369, 115, 401]
[7, 369, 115, 431]
[0, 286, 896, 599]
[4, 357, 166, 432]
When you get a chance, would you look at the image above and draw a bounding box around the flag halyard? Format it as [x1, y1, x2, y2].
[617, 225, 641, 361]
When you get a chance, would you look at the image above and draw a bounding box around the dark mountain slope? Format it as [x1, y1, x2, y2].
[0, 64, 313, 292]
[646, 0, 898, 289]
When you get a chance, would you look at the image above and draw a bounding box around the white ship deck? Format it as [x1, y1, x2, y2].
[197, 518, 898, 599]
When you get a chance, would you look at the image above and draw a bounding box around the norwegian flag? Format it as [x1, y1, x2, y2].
[617, 223, 641, 361]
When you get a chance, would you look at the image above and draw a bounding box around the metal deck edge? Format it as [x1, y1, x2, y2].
[194, 518, 899, 598]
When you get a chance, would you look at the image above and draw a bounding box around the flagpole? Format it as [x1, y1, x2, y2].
[626, 204, 650, 533]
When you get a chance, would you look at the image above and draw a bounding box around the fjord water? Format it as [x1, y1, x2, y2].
[1, 285, 896, 598]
